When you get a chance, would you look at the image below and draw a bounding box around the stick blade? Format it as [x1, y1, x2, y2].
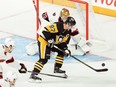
[95, 68, 108, 72]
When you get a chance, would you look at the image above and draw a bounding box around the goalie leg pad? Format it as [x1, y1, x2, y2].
[25, 41, 38, 56]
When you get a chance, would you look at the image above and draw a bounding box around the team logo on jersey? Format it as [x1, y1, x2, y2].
[55, 34, 69, 44]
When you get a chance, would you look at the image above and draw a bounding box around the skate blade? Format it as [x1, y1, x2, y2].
[53, 73, 68, 78]
[28, 79, 42, 83]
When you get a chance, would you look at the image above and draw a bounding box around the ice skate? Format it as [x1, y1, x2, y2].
[54, 67, 66, 73]
[28, 72, 42, 83]
[54, 67, 68, 78]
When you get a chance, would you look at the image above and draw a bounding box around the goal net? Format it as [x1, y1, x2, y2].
[36, 0, 111, 54]
[71, 0, 111, 53]
[36, 0, 97, 40]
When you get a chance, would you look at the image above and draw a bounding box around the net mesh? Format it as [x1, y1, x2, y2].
[38, 0, 112, 53]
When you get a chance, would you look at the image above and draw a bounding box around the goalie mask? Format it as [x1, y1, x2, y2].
[60, 8, 70, 17]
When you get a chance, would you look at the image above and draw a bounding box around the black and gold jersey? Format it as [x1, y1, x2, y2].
[42, 22, 71, 45]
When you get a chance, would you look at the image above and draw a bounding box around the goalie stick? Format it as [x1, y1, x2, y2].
[54, 46, 108, 72]
[28, 71, 68, 79]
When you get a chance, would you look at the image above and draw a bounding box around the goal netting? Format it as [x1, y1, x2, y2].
[70, 0, 111, 53]
[36, 0, 112, 54]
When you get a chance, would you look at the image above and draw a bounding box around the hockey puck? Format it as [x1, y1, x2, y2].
[102, 63, 105, 67]
[53, 12, 56, 16]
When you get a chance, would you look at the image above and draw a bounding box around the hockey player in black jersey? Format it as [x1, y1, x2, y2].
[42, 8, 79, 36]
[29, 17, 76, 81]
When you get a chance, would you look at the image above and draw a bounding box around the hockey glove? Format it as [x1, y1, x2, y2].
[64, 49, 71, 57]
[48, 39, 54, 48]
[18, 63, 27, 73]
[70, 28, 79, 36]
[42, 12, 50, 22]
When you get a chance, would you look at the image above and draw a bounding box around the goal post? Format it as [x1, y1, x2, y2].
[69, 0, 89, 40]
[36, 0, 39, 40]
[34, 0, 39, 40]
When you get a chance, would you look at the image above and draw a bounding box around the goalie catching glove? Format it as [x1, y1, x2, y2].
[18, 63, 27, 73]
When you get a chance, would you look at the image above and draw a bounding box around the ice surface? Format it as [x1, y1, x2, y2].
[0, 0, 116, 87]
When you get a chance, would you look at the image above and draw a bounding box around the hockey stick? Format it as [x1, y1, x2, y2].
[54, 46, 108, 72]
[70, 55, 108, 72]
[28, 71, 68, 79]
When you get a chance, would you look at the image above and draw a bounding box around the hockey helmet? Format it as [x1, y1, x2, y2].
[65, 17, 76, 26]
[5, 38, 15, 47]
[60, 8, 70, 17]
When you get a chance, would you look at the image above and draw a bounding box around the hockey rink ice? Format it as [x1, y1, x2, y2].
[0, 0, 116, 87]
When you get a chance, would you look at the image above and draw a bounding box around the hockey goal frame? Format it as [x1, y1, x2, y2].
[36, 0, 89, 40]
[69, 0, 89, 40]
